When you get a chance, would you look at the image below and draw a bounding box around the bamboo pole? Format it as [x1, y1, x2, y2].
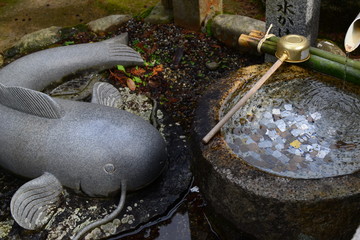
[266, 35, 360, 71]
[301, 55, 360, 85]
[238, 33, 360, 85]
[202, 53, 288, 144]
[238, 34, 276, 54]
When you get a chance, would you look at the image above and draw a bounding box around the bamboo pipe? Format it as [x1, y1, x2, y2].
[202, 53, 288, 144]
[238, 35, 276, 53]
[266, 35, 360, 71]
[239, 33, 360, 85]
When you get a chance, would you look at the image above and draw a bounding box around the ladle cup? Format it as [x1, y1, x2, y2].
[202, 34, 310, 144]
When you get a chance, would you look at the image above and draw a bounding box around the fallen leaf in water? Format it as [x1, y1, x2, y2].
[127, 78, 136, 91]
[290, 140, 301, 149]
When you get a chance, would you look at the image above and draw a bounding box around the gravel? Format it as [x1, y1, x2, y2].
[111, 19, 263, 134]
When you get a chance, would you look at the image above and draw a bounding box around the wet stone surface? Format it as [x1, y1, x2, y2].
[0, 19, 260, 240]
[0, 77, 192, 239]
[223, 77, 360, 179]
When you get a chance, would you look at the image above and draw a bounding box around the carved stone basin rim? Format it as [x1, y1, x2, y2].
[191, 64, 360, 240]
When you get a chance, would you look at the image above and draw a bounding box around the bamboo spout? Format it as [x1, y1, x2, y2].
[345, 12, 360, 53]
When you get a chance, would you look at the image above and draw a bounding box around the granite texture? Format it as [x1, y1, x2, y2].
[0, 21, 193, 240]
[211, 14, 265, 48]
[87, 15, 132, 34]
[144, 1, 173, 24]
[172, 0, 222, 31]
[0, 37, 170, 234]
[10, 26, 62, 55]
[266, 0, 321, 46]
[0, 33, 132, 90]
[191, 64, 360, 240]
[0, 36, 168, 196]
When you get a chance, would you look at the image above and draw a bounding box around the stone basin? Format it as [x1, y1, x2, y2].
[192, 64, 360, 240]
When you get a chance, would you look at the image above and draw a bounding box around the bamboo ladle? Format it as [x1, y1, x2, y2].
[202, 34, 310, 144]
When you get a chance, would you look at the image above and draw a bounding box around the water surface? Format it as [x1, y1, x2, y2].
[223, 77, 360, 178]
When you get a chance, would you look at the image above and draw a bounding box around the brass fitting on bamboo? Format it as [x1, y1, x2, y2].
[275, 35, 310, 63]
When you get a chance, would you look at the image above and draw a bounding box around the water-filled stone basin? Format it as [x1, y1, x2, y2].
[192, 64, 360, 240]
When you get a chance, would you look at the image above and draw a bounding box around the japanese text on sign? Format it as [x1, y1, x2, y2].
[276, 0, 294, 36]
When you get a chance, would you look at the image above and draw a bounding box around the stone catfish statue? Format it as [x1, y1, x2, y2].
[0, 34, 167, 239]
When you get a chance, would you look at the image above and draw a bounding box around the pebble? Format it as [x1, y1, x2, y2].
[224, 97, 339, 178]
[284, 104, 293, 111]
[258, 140, 272, 148]
[290, 129, 302, 137]
[272, 108, 281, 115]
[223, 76, 360, 180]
[280, 110, 292, 118]
[272, 150, 282, 158]
[310, 112, 321, 120]
[275, 119, 286, 132]
[305, 154, 313, 162]
[266, 129, 278, 141]
[263, 112, 272, 119]
[190, 186, 200, 193]
[205, 61, 220, 70]
[275, 143, 284, 150]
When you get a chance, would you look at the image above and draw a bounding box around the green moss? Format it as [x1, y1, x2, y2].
[60, 24, 90, 40]
[0, 0, 21, 4]
[95, 0, 158, 15]
[134, 6, 155, 20]
[205, 18, 213, 37]
[0, 0, 22, 14]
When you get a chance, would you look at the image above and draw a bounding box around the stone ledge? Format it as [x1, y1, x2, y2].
[8, 26, 62, 56]
[144, 2, 173, 24]
[87, 15, 132, 34]
[211, 14, 265, 48]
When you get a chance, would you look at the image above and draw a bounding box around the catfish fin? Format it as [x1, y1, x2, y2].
[103, 32, 129, 45]
[10, 172, 63, 230]
[106, 39, 144, 66]
[0, 83, 64, 118]
[91, 82, 122, 107]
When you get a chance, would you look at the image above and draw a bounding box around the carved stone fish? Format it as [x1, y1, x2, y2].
[0, 35, 168, 231]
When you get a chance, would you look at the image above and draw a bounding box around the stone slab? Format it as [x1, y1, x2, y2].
[144, 2, 173, 24]
[266, 0, 321, 46]
[172, 0, 222, 31]
[211, 14, 265, 48]
[11, 26, 62, 54]
[161, 0, 173, 9]
[87, 15, 131, 34]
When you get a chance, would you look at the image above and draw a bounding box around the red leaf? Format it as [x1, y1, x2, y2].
[152, 64, 163, 76]
[110, 70, 127, 83]
[129, 67, 146, 76]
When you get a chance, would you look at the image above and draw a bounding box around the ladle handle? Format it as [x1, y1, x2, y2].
[202, 54, 288, 144]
